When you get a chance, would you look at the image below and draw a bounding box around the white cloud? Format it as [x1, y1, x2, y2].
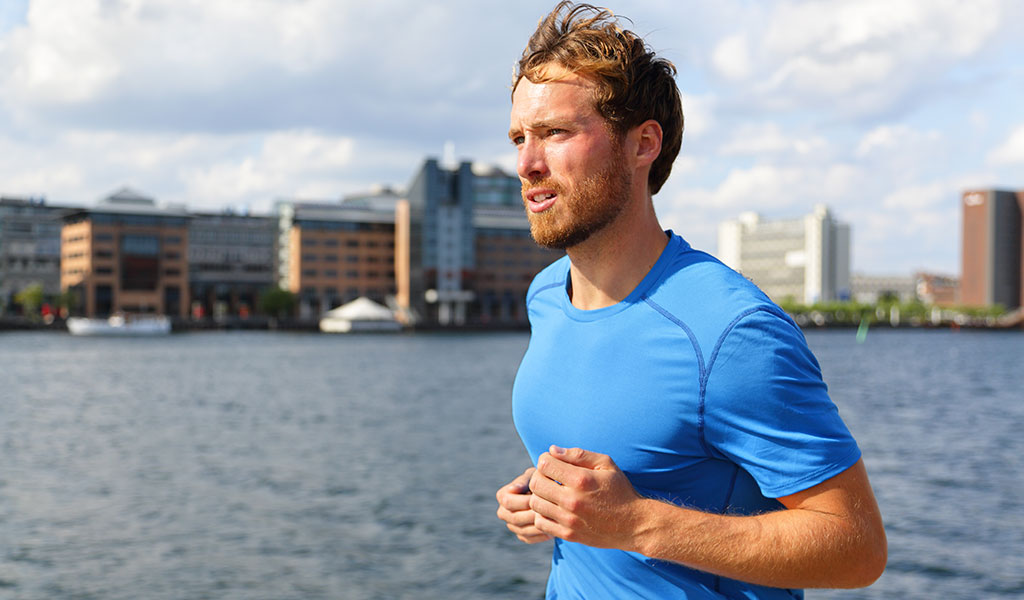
[738, 0, 1005, 117]
[181, 130, 355, 205]
[711, 34, 751, 81]
[882, 182, 947, 211]
[719, 122, 828, 157]
[681, 94, 716, 140]
[988, 124, 1024, 165]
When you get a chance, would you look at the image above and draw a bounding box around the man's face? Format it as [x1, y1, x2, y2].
[509, 70, 631, 250]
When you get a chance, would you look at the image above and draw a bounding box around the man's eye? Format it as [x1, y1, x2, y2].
[511, 136, 525, 145]
[548, 128, 566, 136]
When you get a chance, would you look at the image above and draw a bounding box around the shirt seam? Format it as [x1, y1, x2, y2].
[641, 296, 712, 457]
[525, 280, 565, 307]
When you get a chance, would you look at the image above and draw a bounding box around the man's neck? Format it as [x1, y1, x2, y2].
[565, 197, 668, 311]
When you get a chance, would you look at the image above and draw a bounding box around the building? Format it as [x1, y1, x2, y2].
[276, 194, 398, 319]
[0, 196, 69, 313]
[915, 272, 959, 307]
[60, 188, 190, 318]
[961, 189, 1023, 309]
[718, 204, 851, 305]
[402, 159, 560, 326]
[850, 274, 917, 304]
[188, 211, 277, 319]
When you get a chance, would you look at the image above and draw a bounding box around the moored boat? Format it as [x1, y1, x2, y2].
[66, 314, 172, 336]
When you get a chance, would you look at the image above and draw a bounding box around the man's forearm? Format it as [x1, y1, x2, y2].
[631, 496, 886, 589]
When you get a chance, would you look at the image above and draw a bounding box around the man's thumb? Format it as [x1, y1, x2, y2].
[549, 445, 610, 469]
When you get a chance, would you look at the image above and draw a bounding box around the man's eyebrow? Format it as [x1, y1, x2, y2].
[508, 120, 568, 139]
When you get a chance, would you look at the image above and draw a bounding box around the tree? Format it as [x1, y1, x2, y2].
[258, 287, 297, 319]
[14, 283, 44, 319]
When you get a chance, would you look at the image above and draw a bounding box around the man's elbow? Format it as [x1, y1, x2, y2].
[843, 528, 888, 588]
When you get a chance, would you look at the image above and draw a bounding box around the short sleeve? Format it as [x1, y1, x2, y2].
[702, 308, 861, 498]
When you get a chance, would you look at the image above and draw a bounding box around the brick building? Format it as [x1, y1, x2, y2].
[60, 189, 190, 318]
[961, 189, 1023, 309]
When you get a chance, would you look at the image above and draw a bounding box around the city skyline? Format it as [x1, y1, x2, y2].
[1, 0, 1023, 276]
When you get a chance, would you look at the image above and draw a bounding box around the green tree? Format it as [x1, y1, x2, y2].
[14, 283, 44, 319]
[258, 287, 297, 319]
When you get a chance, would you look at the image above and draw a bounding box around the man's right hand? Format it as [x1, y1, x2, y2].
[496, 467, 553, 544]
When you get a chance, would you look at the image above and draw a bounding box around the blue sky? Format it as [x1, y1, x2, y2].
[1, 0, 1022, 276]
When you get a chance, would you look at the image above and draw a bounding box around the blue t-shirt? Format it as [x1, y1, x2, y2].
[512, 232, 861, 599]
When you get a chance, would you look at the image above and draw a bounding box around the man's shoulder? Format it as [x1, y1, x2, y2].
[654, 246, 775, 311]
[526, 255, 570, 305]
[645, 246, 792, 342]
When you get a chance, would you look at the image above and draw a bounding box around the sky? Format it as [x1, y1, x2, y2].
[1, 0, 1022, 276]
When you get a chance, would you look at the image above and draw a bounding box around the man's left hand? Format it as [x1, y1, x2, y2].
[528, 445, 648, 550]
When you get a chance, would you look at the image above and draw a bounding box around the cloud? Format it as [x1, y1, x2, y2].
[181, 130, 356, 206]
[882, 182, 947, 211]
[0, 0, 529, 139]
[988, 124, 1024, 165]
[718, 122, 829, 157]
[711, 0, 1007, 118]
[711, 34, 751, 81]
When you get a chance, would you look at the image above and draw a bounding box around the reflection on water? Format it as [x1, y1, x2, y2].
[1, 329, 1021, 599]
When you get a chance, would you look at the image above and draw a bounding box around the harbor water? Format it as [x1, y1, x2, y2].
[0, 328, 1021, 599]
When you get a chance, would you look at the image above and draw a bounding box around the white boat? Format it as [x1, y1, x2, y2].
[66, 314, 172, 336]
[319, 297, 402, 333]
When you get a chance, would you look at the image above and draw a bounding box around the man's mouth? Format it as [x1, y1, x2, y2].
[525, 189, 558, 213]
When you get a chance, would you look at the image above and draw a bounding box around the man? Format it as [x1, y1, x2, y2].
[495, 2, 887, 598]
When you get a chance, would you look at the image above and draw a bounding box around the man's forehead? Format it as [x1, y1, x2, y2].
[510, 71, 598, 124]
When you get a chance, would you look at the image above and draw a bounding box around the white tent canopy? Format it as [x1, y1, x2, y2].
[320, 297, 401, 333]
[323, 297, 396, 321]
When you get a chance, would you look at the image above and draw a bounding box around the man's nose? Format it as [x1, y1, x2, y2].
[517, 140, 549, 181]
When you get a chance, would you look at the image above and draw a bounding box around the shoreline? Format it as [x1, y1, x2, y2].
[2, 316, 1020, 334]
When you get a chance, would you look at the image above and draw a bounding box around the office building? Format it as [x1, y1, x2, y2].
[276, 194, 398, 318]
[850, 274, 917, 304]
[60, 188, 190, 317]
[0, 197, 68, 313]
[961, 189, 1023, 309]
[188, 211, 277, 319]
[401, 159, 560, 326]
[718, 204, 851, 305]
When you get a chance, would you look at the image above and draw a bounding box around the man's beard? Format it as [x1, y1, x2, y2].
[523, 155, 632, 250]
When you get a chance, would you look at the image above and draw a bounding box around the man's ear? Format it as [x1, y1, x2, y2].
[633, 119, 663, 169]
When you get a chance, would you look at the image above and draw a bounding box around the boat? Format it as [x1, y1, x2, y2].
[319, 297, 402, 333]
[66, 314, 172, 336]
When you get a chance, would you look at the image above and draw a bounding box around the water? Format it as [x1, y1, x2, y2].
[0, 329, 1021, 599]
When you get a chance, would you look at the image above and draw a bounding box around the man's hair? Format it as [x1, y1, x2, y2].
[514, 1, 684, 195]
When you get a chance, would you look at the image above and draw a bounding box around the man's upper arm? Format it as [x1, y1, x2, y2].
[777, 458, 888, 584]
[703, 308, 861, 498]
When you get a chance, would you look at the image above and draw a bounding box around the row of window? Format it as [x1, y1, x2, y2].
[65, 267, 183, 276]
[300, 238, 394, 249]
[295, 221, 393, 233]
[301, 254, 392, 264]
[299, 287, 395, 300]
[300, 269, 394, 279]
[191, 263, 273, 273]
[477, 258, 548, 268]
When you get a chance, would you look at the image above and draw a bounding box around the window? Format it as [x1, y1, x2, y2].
[121, 234, 160, 290]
